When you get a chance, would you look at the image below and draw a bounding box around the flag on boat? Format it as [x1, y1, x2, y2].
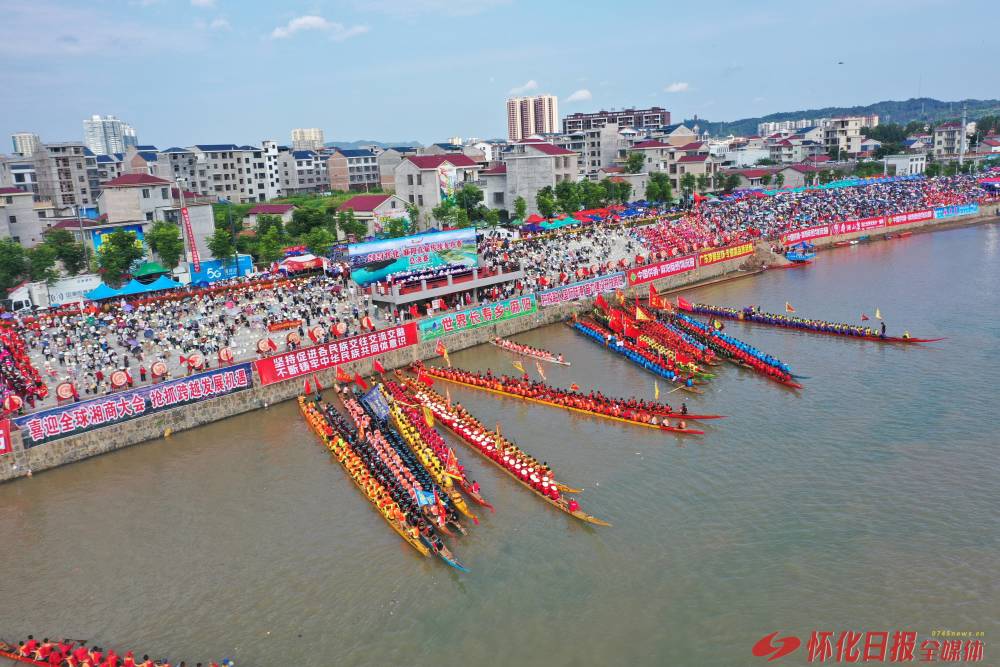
[445, 387, 452, 408]
[422, 405, 435, 428]
[512, 359, 525, 374]
[313, 373, 323, 393]
[595, 293, 609, 312]
[785, 302, 796, 313]
[677, 296, 692, 310]
[303, 378, 312, 395]
[353, 372, 369, 391]
[648, 284, 663, 309]
[535, 361, 546, 381]
[418, 370, 434, 386]
[875, 307, 882, 320]
[654, 380, 660, 400]
[615, 289, 625, 305]
[336, 365, 352, 383]
[860, 313, 870, 321]
[635, 304, 652, 321]
[416, 489, 436, 507]
[373, 359, 385, 373]
[435, 340, 450, 366]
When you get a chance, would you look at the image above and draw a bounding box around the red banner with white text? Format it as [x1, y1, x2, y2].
[828, 216, 886, 236]
[254, 322, 419, 385]
[181, 207, 201, 272]
[0, 419, 10, 455]
[627, 254, 697, 286]
[886, 209, 933, 226]
[781, 225, 830, 245]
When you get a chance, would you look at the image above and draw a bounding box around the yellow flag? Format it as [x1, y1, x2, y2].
[535, 360, 546, 381]
[654, 380, 660, 400]
[512, 360, 525, 373]
[635, 305, 651, 321]
[875, 307, 882, 320]
[445, 387, 452, 409]
[422, 405, 434, 428]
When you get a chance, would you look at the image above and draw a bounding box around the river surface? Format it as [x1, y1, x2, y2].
[3, 224, 998, 666]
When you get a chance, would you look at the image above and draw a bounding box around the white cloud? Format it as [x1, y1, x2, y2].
[191, 0, 215, 7]
[508, 79, 538, 95]
[196, 16, 230, 30]
[664, 82, 690, 93]
[566, 89, 592, 103]
[270, 15, 369, 41]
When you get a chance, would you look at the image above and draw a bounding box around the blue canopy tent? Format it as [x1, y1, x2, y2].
[116, 279, 154, 297]
[84, 283, 122, 301]
[145, 275, 182, 292]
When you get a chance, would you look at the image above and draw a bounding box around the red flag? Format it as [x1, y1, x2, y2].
[303, 378, 312, 395]
[595, 293, 609, 312]
[623, 320, 640, 339]
[409, 304, 419, 318]
[418, 370, 434, 386]
[570, 383, 580, 391]
[861, 313, 870, 321]
[336, 365, 352, 383]
[435, 340, 447, 356]
[313, 373, 323, 393]
[676, 296, 693, 310]
[609, 309, 624, 333]
[648, 284, 662, 309]
[354, 373, 369, 391]
[373, 359, 385, 373]
[785, 302, 795, 313]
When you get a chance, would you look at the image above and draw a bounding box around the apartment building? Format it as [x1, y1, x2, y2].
[187, 144, 270, 202]
[482, 140, 579, 215]
[393, 154, 480, 213]
[83, 114, 139, 155]
[932, 122, 970, 157]
[0, 186, 51, 246]
[32, 142, 100, 210]
[562, 106, 670, 133]
[551, 123, 623, 177]
[823, 117, 865, 158]
[278, 150, 328, 195]
[0, 159, 39, 195]
[506, 95, 559, 142]
[376, 147, 418, 191]
[11, 133, 41, 157]
[327, 148, 380, 191]
[291, 128, 325, 151]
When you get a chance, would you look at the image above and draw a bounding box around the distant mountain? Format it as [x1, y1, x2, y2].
[687, 98, 1000, 137]
[324, 139, 424, 150]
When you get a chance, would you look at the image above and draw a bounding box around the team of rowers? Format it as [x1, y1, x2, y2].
[301, 398, 426, 544]
[672, 315, 796, 384]
[690, 303, 893, 338]
[335, 391, 464, 535]
[492, 336, 565, 363]
[4, 636, 230, 667]
[417, 363, 691, 428]
[401, 379, 578, 508]
[383, 380, 490, 509]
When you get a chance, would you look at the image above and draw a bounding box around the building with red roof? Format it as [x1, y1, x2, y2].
[480, 141, 580, 217]
[245, 203, 296, 226]
[393, 155, 482, 218]
[337, 193, 411, 236]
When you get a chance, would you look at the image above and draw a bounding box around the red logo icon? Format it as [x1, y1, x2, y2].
[753, 632, 803, 662]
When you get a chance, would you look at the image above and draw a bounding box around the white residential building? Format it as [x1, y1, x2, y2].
[11, 133, 41, 157]
[291, 128, 325, 151]
[83, 114, 139, 155]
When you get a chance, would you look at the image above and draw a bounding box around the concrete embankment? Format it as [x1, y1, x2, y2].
[2, 205, 997, 483]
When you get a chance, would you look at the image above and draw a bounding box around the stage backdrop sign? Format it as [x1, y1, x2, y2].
[348, 229, 478, 286]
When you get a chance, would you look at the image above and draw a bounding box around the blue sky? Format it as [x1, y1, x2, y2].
[1, 0, 997, 148]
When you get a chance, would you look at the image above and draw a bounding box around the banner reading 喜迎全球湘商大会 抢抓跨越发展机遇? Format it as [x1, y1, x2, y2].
[13, 363, 254, 447]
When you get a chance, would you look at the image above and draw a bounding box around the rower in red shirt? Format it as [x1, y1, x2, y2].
[21, 637, 39, 657]
[123, 650, 137, 667]
[73, 645, 91, 665]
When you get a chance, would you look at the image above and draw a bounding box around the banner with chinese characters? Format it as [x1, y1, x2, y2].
[698, 242, 755, 267]
[0, 419, 10, 455]
[418, 295, 537, 340]
[347, 229, 478, 286]
[828, 215, 887, 236]
[780, 225, 830, 245]
[933, 203, 979, 220]
[539, 273, 625, 307]
[14, 363, 254, 447]
[626, 256, 696, 286]
[886, 209, 932, 227]
[253, 323, 419, 386]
